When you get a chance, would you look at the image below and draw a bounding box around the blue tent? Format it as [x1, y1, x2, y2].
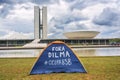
[30, 41, 87, 74]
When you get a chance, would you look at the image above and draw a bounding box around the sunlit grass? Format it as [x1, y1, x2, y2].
[0, 56, 120, 80]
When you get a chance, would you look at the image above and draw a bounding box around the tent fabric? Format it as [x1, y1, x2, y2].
[30, 41, 87, 74]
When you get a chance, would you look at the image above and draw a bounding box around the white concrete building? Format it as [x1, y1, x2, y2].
[34, 6, 47, 39]
[64, 31, 99, 39]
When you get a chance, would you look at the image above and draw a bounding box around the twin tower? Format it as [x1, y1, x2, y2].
[34, 6, 47, 39]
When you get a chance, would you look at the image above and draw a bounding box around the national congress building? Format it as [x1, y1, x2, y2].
[0, 6, 110, 47]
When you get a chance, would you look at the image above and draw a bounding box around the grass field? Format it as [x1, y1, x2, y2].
[0, 56, 120, 80]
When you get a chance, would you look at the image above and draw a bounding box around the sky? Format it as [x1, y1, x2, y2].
[0, 0, 120, 39]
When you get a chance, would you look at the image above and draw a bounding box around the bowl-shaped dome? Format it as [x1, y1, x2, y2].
[64, 31, 99, 39]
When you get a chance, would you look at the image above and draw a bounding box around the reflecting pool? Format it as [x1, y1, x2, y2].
[0, 47, 120, 58]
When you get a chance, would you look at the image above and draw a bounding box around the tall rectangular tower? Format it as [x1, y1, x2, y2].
[34, 6, 40, 39]
[34, 6, 47, 39]
[42, 7, 47, 39]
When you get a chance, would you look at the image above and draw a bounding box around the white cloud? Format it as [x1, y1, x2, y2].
[81, 3, 106, 19]
[6, 2, 34, 20]
[47, 33, 54, 36]
[0, 2, 34, 39]
[0, 5, 3, 9]
[47, 0, 71, 21]
[0, 31, 34, 39]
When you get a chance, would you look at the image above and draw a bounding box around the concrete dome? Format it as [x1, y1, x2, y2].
[64, 31, 99, 39]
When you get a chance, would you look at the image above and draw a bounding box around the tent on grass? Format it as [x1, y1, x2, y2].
[30, 41, 87, 74]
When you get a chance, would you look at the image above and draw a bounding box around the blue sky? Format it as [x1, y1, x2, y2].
[0, 0, 120, 39]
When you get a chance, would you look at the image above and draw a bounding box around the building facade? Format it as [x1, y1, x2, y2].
[34, 6, 47, 39]
[39, 39, 110, 45]
[0, 39, 110, 47]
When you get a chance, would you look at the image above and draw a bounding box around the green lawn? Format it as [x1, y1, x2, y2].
[0, 56, 120, 80]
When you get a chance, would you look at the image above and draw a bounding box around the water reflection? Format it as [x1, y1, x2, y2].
[73, 48, 96, 56]
[0, 47, 120, 58]
[0, 49, 41, 58]
[73, 47, 120, 56]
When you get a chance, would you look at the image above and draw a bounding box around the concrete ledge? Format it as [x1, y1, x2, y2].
[70, 45, 120, 48]
[0, 45, 119, 50]
[0, 47, 44, 50]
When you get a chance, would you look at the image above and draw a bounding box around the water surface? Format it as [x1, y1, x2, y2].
[0, 47, 120, 58]
[74, 47, 120, 56]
